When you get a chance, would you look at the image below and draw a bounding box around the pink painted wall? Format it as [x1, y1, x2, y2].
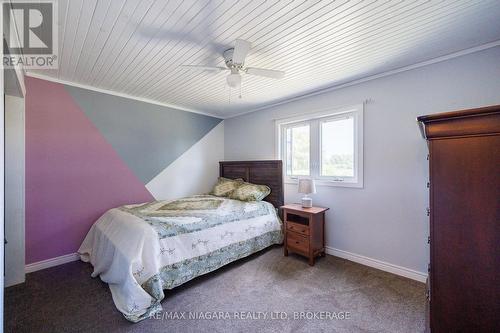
[25, 77, 154, 264]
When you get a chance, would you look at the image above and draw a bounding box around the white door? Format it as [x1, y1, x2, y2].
[1, 40, 5, 332]
[4, 95, 25, 287]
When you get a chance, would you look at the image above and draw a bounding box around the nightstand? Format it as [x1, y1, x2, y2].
[282, 204, 329, 266]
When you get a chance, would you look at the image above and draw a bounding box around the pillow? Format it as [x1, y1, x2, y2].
[210, 177, 244, 197]
[229, 182, 271, 202]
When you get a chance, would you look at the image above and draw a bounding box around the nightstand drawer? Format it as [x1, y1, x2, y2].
[286, 222, 309, 236]
[286, 231, 309, 254]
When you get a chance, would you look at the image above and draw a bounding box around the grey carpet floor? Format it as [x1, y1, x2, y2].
[5, 246, 425, 333]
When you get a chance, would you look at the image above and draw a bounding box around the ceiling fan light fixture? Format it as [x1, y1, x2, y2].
[226, 72, 241, 88]
[181, 38, 285, 93]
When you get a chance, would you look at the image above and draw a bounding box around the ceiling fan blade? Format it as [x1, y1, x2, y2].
[232, 39, 252, 64]
[181, 65, 228, 72]
[245, 67, 285, 79]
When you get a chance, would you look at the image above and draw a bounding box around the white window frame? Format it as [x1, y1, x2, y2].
[282, 120, 311, 177]
[275, 104, 364, 188]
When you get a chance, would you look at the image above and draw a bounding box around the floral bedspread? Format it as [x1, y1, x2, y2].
[78, 195, 283, 322]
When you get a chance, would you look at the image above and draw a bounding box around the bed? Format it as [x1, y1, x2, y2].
[78, 160, 284, 322]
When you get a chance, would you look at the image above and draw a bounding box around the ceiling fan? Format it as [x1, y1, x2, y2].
[181, 39, 285, 89]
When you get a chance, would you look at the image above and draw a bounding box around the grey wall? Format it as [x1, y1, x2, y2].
[65, 85, 222, 184]
[224, 46, 500, 275]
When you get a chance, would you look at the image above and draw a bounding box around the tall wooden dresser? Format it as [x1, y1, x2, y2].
[418, 106, 499, 332]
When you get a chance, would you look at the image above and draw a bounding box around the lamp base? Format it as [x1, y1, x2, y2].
[301, 197, 312, 208]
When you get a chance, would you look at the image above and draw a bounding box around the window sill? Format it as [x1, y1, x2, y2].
[285, 179, 363, 189]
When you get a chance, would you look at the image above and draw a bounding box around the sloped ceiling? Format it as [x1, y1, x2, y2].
[27, 0, 500, 117]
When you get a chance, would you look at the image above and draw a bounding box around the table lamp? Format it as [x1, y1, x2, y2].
[298, 178, 316, 208]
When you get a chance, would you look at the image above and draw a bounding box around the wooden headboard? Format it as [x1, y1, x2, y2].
[219, 160, 284, 208]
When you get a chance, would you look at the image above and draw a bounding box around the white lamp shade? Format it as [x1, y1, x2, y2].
[226, 72, 241, 88]
[298, 178, 316, 194]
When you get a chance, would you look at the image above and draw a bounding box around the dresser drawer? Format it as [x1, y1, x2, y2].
[286, 231, 309, 254]
[286, 221, 309, 236]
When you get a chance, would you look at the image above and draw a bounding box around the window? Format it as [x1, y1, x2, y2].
[276, 104, 363, 188]
[320, 116, 354, 178]
[285, 123, 310, 176]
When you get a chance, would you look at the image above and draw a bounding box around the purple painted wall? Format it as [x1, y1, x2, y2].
[25, 77, 154, 264]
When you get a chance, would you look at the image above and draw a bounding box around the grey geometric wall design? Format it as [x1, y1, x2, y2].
[65, 85, 222, 184]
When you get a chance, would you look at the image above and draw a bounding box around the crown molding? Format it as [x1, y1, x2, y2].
[225, 40, 500, 119]
[26, 40, 499, 120]
[24, 72, 223, 119]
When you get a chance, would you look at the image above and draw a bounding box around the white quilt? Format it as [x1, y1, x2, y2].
[78, 195, 283, 322]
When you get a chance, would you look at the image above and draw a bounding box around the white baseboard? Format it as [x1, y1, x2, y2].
[25, 253, 80, 274]
[24, 249, 427, 283]
[325, 246, 427, 283]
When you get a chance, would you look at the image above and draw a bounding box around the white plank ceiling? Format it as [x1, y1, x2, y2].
[28, 0, 500, 118]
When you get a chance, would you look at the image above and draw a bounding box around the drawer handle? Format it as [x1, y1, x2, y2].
[295, 241, 299, 244]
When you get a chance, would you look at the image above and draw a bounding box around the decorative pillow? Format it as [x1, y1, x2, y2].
[210, 177, 244, 197]
[229, 182, 271, 202]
